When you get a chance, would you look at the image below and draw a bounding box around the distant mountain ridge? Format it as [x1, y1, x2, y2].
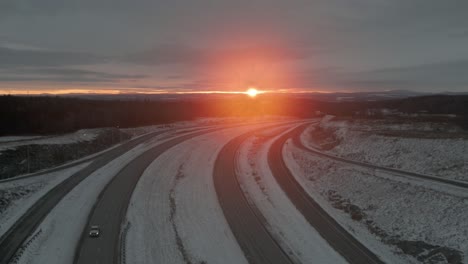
[20, 89, 467, 102]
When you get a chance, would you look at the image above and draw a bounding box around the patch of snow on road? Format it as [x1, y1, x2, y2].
[236, 125, 348, 264]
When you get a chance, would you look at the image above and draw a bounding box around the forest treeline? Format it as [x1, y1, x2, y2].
[1, 94, 467, 135]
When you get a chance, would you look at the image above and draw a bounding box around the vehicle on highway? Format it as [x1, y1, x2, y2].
[89, 226, 100, 237]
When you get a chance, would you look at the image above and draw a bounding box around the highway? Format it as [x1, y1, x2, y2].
[76, 122, 299, 264]
[1, 121, 389, 264]
[268, 124, 384, 264]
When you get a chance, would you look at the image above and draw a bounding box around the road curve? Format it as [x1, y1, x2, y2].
[0, 129, 171, 264]
[292, 125, 468, 189]
[268, 124, 384, 264]
[214, 126, 294, 264]
[74, 126, 248, 264]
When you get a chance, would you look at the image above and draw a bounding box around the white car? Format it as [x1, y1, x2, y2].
[89, 225, 100, 237]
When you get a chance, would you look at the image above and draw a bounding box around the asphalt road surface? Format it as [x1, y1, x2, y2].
[214, 126, 295, 264]
[268, 124, 384, 264]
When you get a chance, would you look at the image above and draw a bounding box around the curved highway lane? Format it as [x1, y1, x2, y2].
[268, 124, 384, 264]
[214, 126, 295, 264]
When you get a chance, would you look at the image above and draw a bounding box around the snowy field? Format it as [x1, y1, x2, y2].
[286, 120, 468, 263]
[301, 118, 468, 181]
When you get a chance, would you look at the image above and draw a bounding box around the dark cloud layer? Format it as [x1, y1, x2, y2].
[125, 43, 309, 65]
[0, 47, 106, 68]
[1, 0, 468, 92]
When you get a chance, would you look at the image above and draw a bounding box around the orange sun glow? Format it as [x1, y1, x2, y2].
[246, 88, 258, 98]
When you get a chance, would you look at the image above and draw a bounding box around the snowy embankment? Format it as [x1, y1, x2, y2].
[0, 128, 132, 179]
[0, 129, 99, 152]
[0, 136, 44, 143]
[236, 125, 348, 264]
[9, 131, 174, 264]
[125, 126, 261, 264]
[284, 141, 468, 264]
[301, 119, 468, 181]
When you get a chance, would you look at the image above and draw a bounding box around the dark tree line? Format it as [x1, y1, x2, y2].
[1, 94, 467, 135]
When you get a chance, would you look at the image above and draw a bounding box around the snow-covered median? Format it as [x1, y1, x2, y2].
[236, 125, 348, 264]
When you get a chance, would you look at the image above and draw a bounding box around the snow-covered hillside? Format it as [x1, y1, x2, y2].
[301, 119, 468, 181]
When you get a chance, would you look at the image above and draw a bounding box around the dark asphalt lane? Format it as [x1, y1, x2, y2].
[269, 124, 384, 264]
[74, 127, 233, 264]
[214, 127, 295, 264]
[0, 129, 172, 264]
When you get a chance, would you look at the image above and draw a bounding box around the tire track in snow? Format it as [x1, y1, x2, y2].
[169, 165, 196, 264]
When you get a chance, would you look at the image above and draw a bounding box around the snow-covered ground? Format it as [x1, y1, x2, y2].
[0, 136, 44, 143]
[125, 126, 262, 264]
[301, 119, 468, 181]
[0, 129, 99, 152]
[10, 130, 175, 264]
[236, 125, 348, 264]
[284, 141, 468, 264]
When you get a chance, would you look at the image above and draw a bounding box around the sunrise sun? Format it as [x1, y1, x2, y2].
[246, 88, 258, 98]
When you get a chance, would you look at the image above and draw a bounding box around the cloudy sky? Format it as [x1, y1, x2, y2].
[1, 0, 468, 94]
